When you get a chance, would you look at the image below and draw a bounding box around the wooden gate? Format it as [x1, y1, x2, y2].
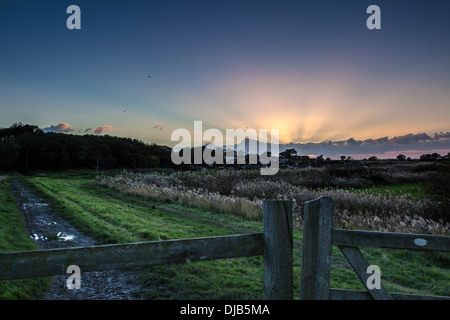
[300, 196, 450, 300]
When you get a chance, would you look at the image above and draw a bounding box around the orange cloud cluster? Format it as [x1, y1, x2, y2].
[43, 123, 121, 135]
[42, 122, 74, 133]
[91, 125, 121, 135]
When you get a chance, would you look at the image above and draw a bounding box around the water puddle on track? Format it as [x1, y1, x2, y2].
[10, 180, 142, 300]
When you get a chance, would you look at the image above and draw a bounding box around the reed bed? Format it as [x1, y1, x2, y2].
[96, 165, 448, 235]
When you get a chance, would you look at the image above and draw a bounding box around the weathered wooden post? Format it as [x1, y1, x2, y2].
[300, 196, 334, 300]
[263, 200, 293, 300]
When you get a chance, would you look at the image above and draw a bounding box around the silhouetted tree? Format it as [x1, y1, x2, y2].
[280, 148, 297, 160]
[419, 153, 442, 161]
[0, 123, 173, 172]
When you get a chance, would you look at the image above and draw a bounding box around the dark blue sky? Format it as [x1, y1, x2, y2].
[1, 0, 449, 157]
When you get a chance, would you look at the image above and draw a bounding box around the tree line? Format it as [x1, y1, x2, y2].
[0, 123, 173, 172]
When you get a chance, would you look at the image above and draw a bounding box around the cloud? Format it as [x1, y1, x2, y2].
[94, 125, 120, 135]
[84, 125, 121, 135]
[42, 122, 74, 133]
[154, 123, 163, 131]
[280, 132, 450, 159]
[390, 133, 431, 145]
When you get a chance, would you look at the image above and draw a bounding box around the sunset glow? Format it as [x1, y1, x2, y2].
[1, 0, 449, 159]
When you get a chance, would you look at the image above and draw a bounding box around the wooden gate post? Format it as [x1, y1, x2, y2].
[263, 200, 293, 300]
[300, 196, 334, 300]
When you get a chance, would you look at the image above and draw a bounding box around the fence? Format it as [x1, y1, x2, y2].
[0, 197, 449, 300]
[0, 200, 293, 300]
[300, 196, 450, 300]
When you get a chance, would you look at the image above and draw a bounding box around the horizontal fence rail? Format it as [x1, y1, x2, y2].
[0, 233, 263, 281]
[329, 289, 450, 301]
[333, 229, 450, 252]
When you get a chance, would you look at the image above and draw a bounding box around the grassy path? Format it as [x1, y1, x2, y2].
[0, 177, 49, 299]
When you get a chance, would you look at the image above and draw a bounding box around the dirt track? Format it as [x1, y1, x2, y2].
[11, 180, 142, 300]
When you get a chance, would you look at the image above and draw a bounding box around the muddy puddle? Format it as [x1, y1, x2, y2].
[11, 180, 142, 300]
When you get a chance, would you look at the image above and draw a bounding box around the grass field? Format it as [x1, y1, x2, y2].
[0, 173, 447, 299]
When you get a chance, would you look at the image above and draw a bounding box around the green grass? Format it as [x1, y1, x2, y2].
[352, 183, 426, 199]
[2, 174, 449, 299]
[0, 177, 49, 300]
